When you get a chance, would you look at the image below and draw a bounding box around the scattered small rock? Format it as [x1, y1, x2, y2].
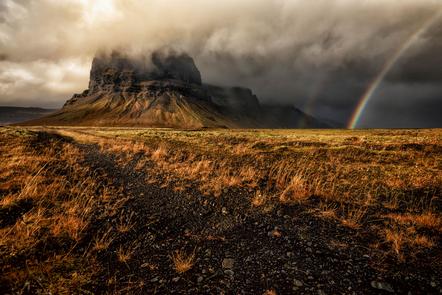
[371, 281, 394, 293]
[224, 270, 234, 276]
[222, 258, 235, 269]
[294, 279, 304, 287]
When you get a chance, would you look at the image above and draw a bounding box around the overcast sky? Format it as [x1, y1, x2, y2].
[0, 0, 441, 127]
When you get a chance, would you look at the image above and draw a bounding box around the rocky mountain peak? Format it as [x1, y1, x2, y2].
[88, 50, 202, 92]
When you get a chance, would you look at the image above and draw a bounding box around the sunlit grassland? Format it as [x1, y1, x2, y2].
[0, 126, 440, 292]
[54, 127, 441, 255]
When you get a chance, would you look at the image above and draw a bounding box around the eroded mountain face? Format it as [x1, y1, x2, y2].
[27, 50, 327, 128]
[87, 51, 202, 93]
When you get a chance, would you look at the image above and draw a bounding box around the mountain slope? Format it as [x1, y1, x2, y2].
[39, 80, 233, 128]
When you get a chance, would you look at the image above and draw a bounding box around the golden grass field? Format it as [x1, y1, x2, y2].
[0, 127, 441, 293]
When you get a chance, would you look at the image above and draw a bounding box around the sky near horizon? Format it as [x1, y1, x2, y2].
[0, 0, 441, 127]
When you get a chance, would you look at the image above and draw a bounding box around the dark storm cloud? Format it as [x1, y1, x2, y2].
[388, 20, 442, 84]
[358, 83, 442, 128]
[0, 0, 441, 127]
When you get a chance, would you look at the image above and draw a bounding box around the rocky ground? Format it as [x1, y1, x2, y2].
[76, 137, 440, 294]
[1, 129, 441, 294]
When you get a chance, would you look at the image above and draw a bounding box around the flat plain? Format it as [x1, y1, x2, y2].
[0, 127, 441, 294]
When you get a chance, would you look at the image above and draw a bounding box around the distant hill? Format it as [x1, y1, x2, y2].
[0, 106, 56, 125]
[24, 50, 328, 128]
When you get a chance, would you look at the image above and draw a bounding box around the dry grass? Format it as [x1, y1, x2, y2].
[87, 129, 441, 210]
[0, 129, 124, 292]
[279, 175, 310, 203]
[384, 225, 436, 261]
[57, 127, 441, 262]
[93, 228, 115, 251]
[385, 228, 405, 261]
[139, 131, 438, 258]
[51, 214, 88, 241]
[1, 126, 440, 290]
[117, 211, 136, 233]
[317, 201, 338, 219]
[413, 234, 435, 248]
[151, 145, 168, 161]
[170, 249, 196, 273]
[117, 244, 137, 263]
[339, 205, 369, 229]
[251, 191, 267, 207]
[140, 262, 159, 270]
[385, 212, 441, 231]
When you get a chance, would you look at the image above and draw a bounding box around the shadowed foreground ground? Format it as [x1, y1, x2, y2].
[0, 127, 441, 294]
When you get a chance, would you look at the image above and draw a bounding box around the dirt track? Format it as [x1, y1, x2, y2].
[1, 128, 441, 294]
[71, 134, 441, 294]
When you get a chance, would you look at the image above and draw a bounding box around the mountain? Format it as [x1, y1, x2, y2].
[24, 50, 327, 128]
[0, 106, 56, 125]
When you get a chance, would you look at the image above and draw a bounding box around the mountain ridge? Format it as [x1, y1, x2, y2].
[0, 106, 56, 125]
[23, 50, 328, 128]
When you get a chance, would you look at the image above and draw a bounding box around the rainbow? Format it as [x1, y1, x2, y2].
[347, 11, 441, 129]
